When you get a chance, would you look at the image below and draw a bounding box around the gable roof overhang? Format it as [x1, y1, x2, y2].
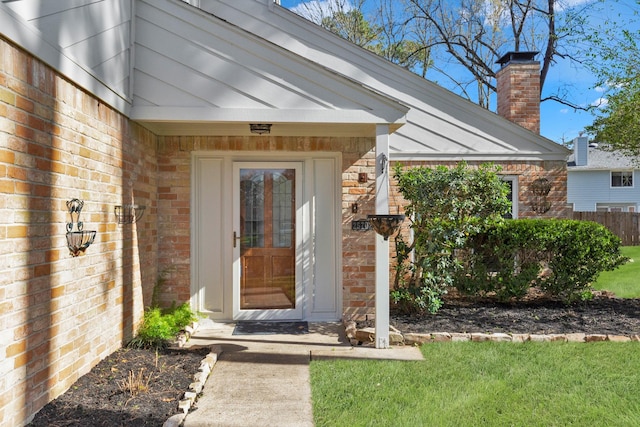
[197, 0, 570, 162]
[129, 0, 408, 137]
[0, 1, 132, 114]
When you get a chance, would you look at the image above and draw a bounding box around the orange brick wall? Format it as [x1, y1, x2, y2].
[155, 139, 567, 323]
[496, 61, 541, 134]
[0, 38, 158, 426]
[155, 136, 378, 319]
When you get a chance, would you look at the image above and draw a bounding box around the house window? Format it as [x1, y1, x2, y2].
[596, 203, 637, 212]
[501, 176, 518, 219]
[611, 171, 633, 188]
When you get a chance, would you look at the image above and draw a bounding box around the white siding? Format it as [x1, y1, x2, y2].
[3, 0, 132, 100]
[568, 170, 640, 212]
[131, 0, 407, 126]
[0, 0, 571, 162]
[198, 0, 569, 161]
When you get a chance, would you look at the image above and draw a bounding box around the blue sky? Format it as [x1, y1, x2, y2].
[279, 0, 638, 144]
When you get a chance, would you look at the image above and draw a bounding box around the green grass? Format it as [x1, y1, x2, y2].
[592, 246, 640, 298]
[311, 342, 640, 427]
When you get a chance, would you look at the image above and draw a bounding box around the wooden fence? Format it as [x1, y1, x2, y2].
[572, 211, 640, 246]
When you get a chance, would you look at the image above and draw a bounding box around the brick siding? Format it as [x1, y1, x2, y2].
[0, 38, 158, 426]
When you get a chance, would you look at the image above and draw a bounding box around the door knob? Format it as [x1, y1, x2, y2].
[233, 231, 241, 248]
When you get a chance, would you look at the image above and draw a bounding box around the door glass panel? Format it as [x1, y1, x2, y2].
[241, 172, 265, 248]
[272, 170, 293, 248]
[239, 169, 295, 310]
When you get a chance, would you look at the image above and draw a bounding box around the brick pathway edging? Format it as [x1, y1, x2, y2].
[343, 319, 640, 345]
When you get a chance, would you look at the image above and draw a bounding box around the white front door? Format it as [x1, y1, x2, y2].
[232, 162, 303, 320]
[191, 153, 341, 322]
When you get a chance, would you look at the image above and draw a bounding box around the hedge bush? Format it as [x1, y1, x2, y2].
[455, 219, 627, 302]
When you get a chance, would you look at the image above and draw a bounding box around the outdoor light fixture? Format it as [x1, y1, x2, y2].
[65, 199, 96, 257]
[114, 204, 146, 224]
[530, 177, 552, 214]
[249, 123, 272, 135]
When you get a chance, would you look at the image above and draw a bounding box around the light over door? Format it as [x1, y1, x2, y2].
[233, 163, 303, 320]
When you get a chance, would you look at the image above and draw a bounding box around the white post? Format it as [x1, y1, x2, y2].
[375, 125, 390, 349]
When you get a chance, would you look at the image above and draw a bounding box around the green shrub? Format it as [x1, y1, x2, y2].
[540, 220, 627, 299]
[392, 162, 511, 314]
[456, 219, 627, 302]
[129, 302, 198, 349]
[170, 302, 197, 330]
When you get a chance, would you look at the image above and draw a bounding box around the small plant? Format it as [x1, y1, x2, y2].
[117, 368, 153, 396]
[129, 302, 198, 349]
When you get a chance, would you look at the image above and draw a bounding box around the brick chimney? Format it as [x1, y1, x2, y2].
[496, 51, 540, 134]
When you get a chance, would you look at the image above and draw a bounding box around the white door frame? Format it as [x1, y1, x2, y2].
[191, 151, 342, 322]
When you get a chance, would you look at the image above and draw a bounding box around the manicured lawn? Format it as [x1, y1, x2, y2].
[593, 246, 640, 298]
[311, 342, 640, 426]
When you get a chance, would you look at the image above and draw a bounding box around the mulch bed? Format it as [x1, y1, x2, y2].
[28, 346, 210, 427]
[28, 292, 640, 427]
[385, 292, 640, 336]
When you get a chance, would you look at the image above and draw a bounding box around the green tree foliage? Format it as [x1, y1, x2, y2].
[586, 24, 640, 155]
[392, 162, 511, 313]
[321, 9, 379, 47]
[296, 1, 431, 73]
[588, 82, 640, 156]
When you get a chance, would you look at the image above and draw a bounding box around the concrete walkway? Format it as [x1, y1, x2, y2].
[181, 321, 423, 427]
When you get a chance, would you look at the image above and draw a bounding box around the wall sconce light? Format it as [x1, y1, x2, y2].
[530, 178, 552, 214]
[65, 199, 96, 257]
[249, 123, 272, 135]
[114, 204, 146, 224]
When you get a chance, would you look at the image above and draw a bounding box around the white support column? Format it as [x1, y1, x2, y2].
[375, 125, 390, 349]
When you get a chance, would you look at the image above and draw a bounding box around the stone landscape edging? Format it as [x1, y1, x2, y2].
[162, 329, 224, 427]
[343, 319, 640, 346]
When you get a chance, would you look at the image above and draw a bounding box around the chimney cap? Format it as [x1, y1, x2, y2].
[496, 51, 539, 66]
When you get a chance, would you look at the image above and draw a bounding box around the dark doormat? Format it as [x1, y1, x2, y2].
[232, 321, 309, 335]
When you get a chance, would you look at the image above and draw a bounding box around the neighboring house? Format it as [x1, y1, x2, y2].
[568, 136, 640, 212]
[0, 0, 569, 424]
